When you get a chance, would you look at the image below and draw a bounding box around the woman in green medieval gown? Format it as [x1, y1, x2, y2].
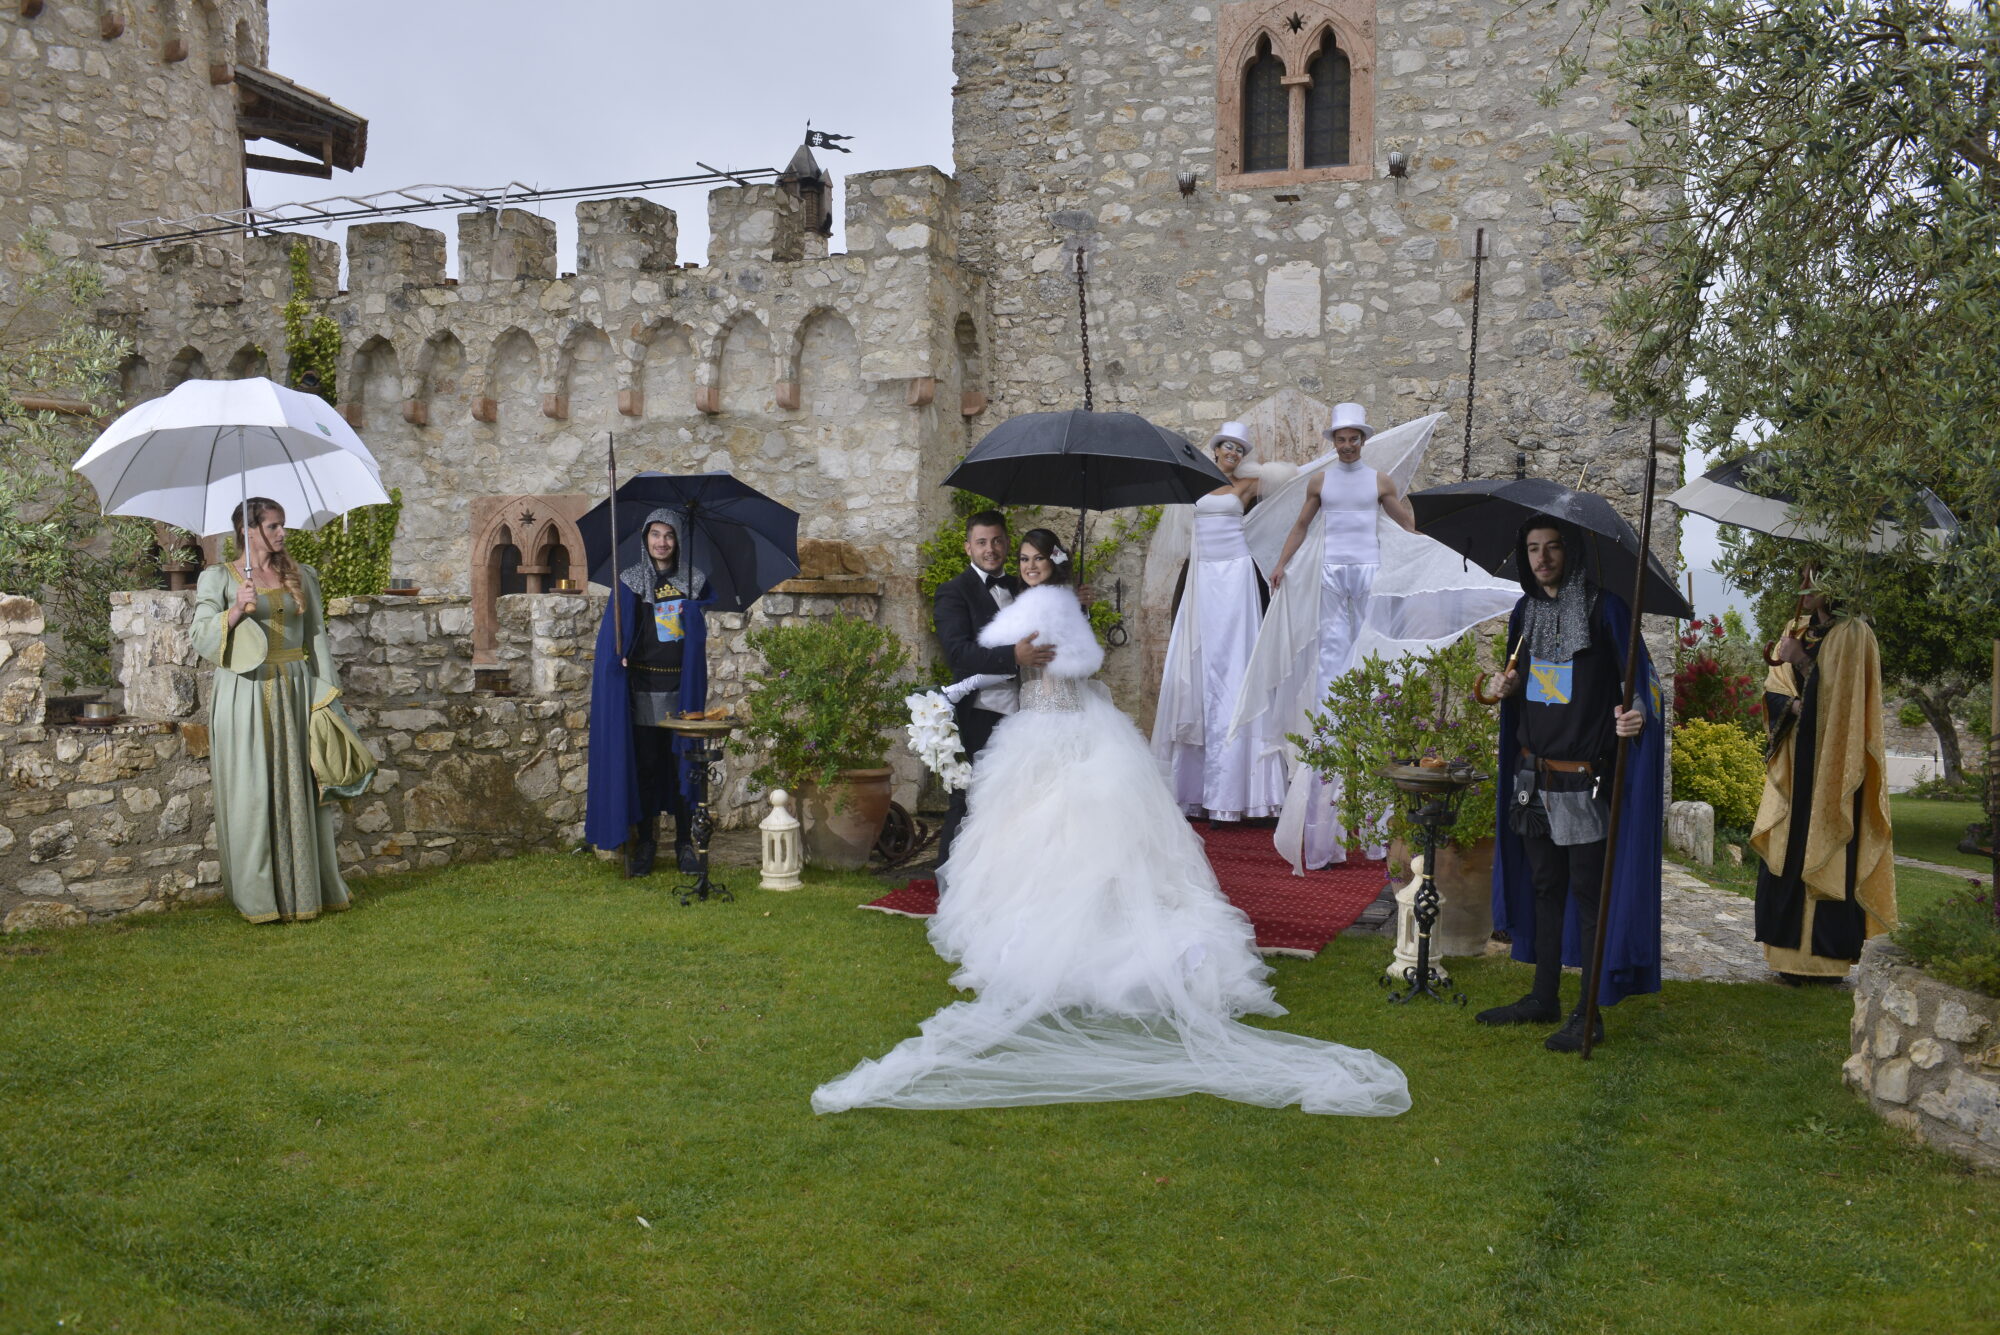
[190, 498, 353, 923]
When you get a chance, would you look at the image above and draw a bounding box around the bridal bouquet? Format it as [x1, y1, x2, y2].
[905, 689, 974, 792]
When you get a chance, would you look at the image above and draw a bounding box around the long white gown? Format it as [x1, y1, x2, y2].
[1152, 491, 1288, 821]
[811, 585, 1411, 1117]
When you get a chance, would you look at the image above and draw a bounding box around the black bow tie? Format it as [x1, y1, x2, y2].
[981, 572, 1007, 590]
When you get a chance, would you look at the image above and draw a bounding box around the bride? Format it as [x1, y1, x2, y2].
[811, 528, 1410, 1117]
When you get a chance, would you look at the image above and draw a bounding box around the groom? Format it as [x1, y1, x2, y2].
[933, 510, 1055, 885]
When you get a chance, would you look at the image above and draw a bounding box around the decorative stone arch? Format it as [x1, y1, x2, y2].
[406, 329, 467, 426]
[780, 305, 858, 415]
[119, 353, 155, 406]
[550, 322, 615, 423]
[221, 343, 267, 380]
[194, 0, 230, 82]
[1216, 0, 1375, 188]
[233, 16, 259, 67]
[467, 494, 591, 664]
[164, 345, 209, 388]
[476, 327, 543, 425]
[345, 334, 401, 431]
[695, 309, 772, 416]
[625, 316, 693, 419]
[155, 0, 189, 62]
[954, 311, 986, 418]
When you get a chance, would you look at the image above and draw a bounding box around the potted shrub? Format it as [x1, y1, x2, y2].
[733, 613, 911, 869]
[1293, 635, 1501, 954]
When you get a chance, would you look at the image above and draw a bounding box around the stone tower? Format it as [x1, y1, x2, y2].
[952, 0, 1676, 701]
[0, 1, 288, 311]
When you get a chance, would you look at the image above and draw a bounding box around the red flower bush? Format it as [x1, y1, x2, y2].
[1673, 614, 1764, 738]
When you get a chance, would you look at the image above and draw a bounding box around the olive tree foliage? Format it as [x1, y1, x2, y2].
[1534, 0, 1999, 774]
[0, 232, 152, 688]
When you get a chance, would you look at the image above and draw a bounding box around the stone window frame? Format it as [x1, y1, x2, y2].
[1216, 0, 1377, 189]
[468, 496, 589, 664]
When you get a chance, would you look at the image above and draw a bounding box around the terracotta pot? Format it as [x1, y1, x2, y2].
[801, 768, 895, 870]
[1389, 836, 1496, 958]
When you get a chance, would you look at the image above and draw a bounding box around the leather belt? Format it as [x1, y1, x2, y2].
[1520, 748, 1592, 775]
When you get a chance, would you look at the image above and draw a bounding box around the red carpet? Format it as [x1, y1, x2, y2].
[860, 822, 1389, 958]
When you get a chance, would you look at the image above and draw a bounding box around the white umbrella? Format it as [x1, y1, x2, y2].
[1668, 449, 1958, 554]
[73, 377, 390, 544]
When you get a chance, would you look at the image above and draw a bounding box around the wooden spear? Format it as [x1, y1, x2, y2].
[607, 432, 623, 661]
[1580, 420, 1662, 1060]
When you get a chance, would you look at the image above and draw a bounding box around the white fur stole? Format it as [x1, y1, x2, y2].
[977, 584, 1105, 679]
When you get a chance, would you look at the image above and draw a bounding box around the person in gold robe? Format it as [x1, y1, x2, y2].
[191, 498, 353, 923]
[1751, 583, 1896, 981]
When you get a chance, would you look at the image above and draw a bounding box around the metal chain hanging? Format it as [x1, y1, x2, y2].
[1461, 226, 1485, 482]
[1075, 248, 1094, 412]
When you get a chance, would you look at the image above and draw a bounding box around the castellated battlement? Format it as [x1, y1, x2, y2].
[116, 167, 987, 705]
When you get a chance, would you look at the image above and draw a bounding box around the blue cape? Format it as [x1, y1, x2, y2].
[1491, 588, 1665, 1006]
[584, 579, 710, 851]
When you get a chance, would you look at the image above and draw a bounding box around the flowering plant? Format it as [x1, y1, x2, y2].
[904, 689, 974, 792]
[1292, 635, 1501, 855]
[1673, 613, 1764, 738]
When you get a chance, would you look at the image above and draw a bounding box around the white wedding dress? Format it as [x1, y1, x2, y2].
[1151, 491, 1288, 821]
[811, 585, 1410, 1117]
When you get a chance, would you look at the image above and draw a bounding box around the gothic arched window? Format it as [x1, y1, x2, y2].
[1242, 36, 1289, 173]
[1303, 32, 1351, 168]
[1216, 1, 1375, 188]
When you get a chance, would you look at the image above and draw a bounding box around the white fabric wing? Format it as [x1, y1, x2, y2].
[979, 585, 1105, 678]
[1243, 412, 1444, 578]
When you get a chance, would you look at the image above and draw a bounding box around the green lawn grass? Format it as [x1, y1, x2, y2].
[3, 854, 1996, 1334]
[1889, 797, 1991, 873]
[1680, 847, 1978, 923]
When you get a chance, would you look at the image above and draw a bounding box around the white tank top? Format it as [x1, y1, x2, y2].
[1320, 461, 1380, 565]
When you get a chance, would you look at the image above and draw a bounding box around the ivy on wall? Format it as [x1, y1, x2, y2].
[287, 488, 404, 603]
[282, 239, 340, 405]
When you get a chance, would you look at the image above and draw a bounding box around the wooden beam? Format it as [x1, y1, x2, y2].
[244, 153, 333, 179]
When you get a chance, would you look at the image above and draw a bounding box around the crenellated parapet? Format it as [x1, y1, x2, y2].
[114, 169, 991, 712]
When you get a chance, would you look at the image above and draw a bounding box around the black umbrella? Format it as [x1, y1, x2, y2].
[943, 410, 1227, 580]
[577, 471, 799, 615]
[944, 410, 1226, 510]
[1667, 449, 1958, 552]
[1409, 477, 1696, 621]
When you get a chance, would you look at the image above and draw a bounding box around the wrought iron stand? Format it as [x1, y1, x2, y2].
[659, 719, 736, 907]
[1379, 763, 1486, 1006]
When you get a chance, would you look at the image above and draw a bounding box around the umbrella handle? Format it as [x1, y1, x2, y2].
[1472, 636, 1522, 707]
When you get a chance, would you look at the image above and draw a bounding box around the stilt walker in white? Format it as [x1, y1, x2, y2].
[1151, 421, 1292, 823]
[1232, 404, 1518, 874]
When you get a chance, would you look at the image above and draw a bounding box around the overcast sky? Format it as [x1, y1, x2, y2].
[259, 0, 956, 268]
[254, 0, 1744, 618]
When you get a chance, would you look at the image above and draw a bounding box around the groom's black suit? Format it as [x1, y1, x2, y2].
[933, 565, 1022, 877]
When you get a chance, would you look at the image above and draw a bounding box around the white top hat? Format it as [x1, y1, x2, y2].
[1206, 420, 1254, 454]
[1323, 402, 1374, 440]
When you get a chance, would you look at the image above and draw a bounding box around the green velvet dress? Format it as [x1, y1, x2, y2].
[192, 562, 353, 923]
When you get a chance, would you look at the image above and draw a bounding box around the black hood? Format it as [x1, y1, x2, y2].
[1514, 513, 1592, 600]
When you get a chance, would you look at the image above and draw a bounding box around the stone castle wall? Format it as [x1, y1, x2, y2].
[1846, 937, 2000, 1173]
[1, 580, 888, 930]
[952, 0, 1682, 707]
[114, 171, 985, 681]
[1, 0, 266, 307]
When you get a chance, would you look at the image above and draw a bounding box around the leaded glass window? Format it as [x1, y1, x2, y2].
[1303, 32, 1351, 168]
[1242, 37, 1288, 173]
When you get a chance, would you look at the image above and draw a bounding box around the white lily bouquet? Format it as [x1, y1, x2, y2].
[904, 673, 1009, 793]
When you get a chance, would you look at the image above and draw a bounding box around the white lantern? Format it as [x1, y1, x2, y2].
[759, 789, 803, 891]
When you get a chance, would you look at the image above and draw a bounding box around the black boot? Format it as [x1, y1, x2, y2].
[1544, 1007, 1606, 1053]
[627, 814, 659, 878]
[673, 808, 698, 874]
[1476, 993, 1561, 1026]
